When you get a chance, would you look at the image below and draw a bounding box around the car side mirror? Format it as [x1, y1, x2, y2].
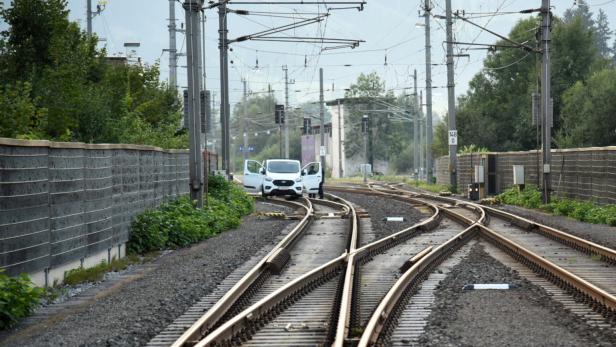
[301, 169, 307, 176]
[260, 168, 266, 175]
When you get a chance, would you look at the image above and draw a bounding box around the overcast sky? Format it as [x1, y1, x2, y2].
[6, 1, 616, 119]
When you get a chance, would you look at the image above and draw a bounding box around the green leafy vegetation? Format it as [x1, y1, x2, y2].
[412, 181, 454, 194]
[458, 144, 489, 154]
[498, 185, 616, 226]
[498, 185, 543, 209]
[0, 0, 186, 148]
[63, 255, 142, 286]
[0, 270, 44, 329]
[128, 177, 254, 254]
[433, 2, 616, 156]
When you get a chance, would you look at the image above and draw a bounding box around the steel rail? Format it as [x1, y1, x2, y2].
[170, 197, 313, 347]
[330, 194, 360, 347]
[477, 224, 616, 312]
[385, 183, 616, 265]
[327, 184, 486, 345]
[193, 195, 359, 346]
[357, 207, 484, 346]
[358, 183, 616, 345]
[195, 254, 347, 346]
[481, 205, 616, 264]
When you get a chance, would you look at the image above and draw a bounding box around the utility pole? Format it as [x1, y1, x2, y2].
[413, 69, 419, 177]
[423, 0, 434, 184]
[540, 0, 552, 203]
[87, 0, 93, 36]
[183, 0, 204, 207]
[419, 90, 425, 178]
[201, 14, 207, 91]
[362, 115, 369, 183]
[283, 65, 291, 159]
[86, 0, 105, 36]
[218, 1, 231, 175]
[337, 99, 343, 178]
[242, 79, 249, 160]
[445, 0, 457, 190]
[168, 0, 178, 90]
[319, 68, 326, 174]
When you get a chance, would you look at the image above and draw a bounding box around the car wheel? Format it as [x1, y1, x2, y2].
[261, 187, 268, 198]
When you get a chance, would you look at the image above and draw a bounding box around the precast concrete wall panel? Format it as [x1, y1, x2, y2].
[436, 146, 616, 205]
[0, 138, 189, 278]
[0, 144, 50, 275]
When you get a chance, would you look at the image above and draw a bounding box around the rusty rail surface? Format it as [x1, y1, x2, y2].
[170, 197, 314, 347]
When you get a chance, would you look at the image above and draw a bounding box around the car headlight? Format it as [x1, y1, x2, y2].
[295, 177, 302, 182]
[264, 176, 273, 182]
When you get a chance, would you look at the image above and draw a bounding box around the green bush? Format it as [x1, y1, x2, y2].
[127, 178, 254, 254]
[498, 185, 542, 209]
[0, 270, 44, 330]
[499, 185, 616, 226]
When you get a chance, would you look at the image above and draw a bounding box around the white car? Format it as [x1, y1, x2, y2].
[243, 159, 322, 198]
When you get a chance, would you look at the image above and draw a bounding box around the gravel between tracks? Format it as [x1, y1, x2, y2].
[497, 204, 616, 249]
[1, 202, 295, 347]
[331, 191, 426, 243]
[418, 243, 616, 347]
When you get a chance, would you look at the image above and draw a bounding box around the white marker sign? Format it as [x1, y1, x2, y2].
[320, 146, 327, 156]
[448, 130, 458, 146]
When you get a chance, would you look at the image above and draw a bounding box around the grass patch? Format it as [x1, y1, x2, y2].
[497, 185, 616, 226]
[411, 180, 454, 194]
[63, 255, 142, 286]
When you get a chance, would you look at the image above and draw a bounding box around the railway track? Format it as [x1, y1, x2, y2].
[352, 183, 616, 346]
[152, 183, 616, 346]
[149, 194, 358, 346]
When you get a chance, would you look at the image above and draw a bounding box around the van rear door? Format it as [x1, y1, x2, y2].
[302, 162, 321, 193]
[243, 160, 263, 192]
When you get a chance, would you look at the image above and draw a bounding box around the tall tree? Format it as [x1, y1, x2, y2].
[595, 9, 613, 57]
[556, 69, 616, 147]
[0, 0, 185, 148]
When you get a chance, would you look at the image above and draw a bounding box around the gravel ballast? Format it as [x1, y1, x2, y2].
[418, 243, 616, 347]
[331, 191, 426, 242]
[1, 202, 296, 347]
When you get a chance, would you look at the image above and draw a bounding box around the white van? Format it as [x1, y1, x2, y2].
[243, 159, 322, 198]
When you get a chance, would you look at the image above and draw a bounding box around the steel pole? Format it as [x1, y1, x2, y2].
[445, 0, 457, 190]
[424, 0, 434, 184]
[319, 68, 326, 172]
[218, 2, 230, 175]
[419, 90, 425, 178]
[242, 79, 249, 160]
[168, 0, 177, 90]
[87, 0, 93, 36]
[541, 0, 552, 203]
[337, 99, 343, 178]
[413, 69, 419, 176]
[283, 65, 290, 159]
[183, 0, 204, 207]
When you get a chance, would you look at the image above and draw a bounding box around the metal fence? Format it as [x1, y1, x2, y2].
[0, 138, 190, 277]
[435, 146, 616, 204]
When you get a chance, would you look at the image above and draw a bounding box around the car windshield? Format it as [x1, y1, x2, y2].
[268, 161, 300, 173]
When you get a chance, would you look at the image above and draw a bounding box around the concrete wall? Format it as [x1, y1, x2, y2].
[0, 138, 189, 285]
[435, 146, 616, 204]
